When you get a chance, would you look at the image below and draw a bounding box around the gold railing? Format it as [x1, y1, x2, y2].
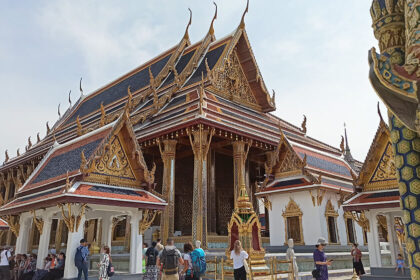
[204, 257, 295, 280]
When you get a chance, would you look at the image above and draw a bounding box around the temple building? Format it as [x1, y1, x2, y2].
[0, 3, 368, 278]
[343, 110, 405, 269]
[256, 124, 365, 247]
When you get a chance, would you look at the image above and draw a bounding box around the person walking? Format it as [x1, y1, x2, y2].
[98, 246, 111, 280]
[182, 242, 196, 280]
[75, 239, 89, 280]
[144, 241, 160, 280]
[230, 240, 248, 280]
[313, 238, 332, 280]
[0, 246, 12, 280]
[157, 239, 184, 280]
[350, 243, 365, 276]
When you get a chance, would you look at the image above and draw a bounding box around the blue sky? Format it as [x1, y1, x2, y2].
[0, 0, 381, 163]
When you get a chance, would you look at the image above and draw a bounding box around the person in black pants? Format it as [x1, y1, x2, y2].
[230, 240, 249, 280]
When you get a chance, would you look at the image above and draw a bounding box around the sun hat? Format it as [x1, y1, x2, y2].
[316, 237, 327, 246]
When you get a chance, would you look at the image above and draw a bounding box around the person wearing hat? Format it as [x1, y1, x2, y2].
[312, 237, 332, 280]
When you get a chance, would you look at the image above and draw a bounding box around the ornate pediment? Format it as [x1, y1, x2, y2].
[94, 135, 136, 180]
[369, 142, 397, 183]
[208, 51, 259, 110]
[271, 143, 304, 179]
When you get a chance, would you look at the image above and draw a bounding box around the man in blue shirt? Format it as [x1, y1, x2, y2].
[75, 239, 89, 280]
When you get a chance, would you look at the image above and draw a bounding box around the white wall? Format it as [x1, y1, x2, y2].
[268, 189, 365, 246]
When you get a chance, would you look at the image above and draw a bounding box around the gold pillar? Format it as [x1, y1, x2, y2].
[233, 141, 251, 208]
[188, 126, 214, 248]
[158, 139, 177, 244]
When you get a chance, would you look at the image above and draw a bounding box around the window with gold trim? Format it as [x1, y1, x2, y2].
[282, 199, 304, 245]
[344, 212, 356, 245]
[325, 199, 339, 244]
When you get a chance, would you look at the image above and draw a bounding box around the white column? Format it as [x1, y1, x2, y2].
[129, 210, 143, 274]
[15, 213, 31, 254]
[102, 214, 113, 248]
[37, 214, 53, 268]
[386, 213, 397, 266]
[367, 211, 382, 267]
[63, 214, 86, 279]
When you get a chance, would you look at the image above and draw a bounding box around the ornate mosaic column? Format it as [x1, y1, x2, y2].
[389, 114, 420, 274]
[158, 139, 177, 244]
[188, 125, 214, 248]
[233, 141, 251, 208]
[368, 1, 420, 276]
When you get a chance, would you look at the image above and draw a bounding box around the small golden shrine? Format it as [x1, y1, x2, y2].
[226, 180, 268, 276]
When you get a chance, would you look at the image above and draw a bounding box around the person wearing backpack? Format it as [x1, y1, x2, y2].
[190, 241, 206, 279]
[182, 242, 197, 280]
[0, 246, 12, 280]
[144, 241, 159, 280]
[157, 239, 184, 280]
[74, 239, 89, 280]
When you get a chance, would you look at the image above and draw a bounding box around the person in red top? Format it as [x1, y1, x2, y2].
[350, 243, 365, 276]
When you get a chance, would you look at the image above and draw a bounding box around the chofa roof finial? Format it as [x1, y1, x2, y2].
[68, 90, 72, 107]
[58, 103, 61, 118]
[183, 8, 192, 42]
[301, 114, 307, 134]
[79, 77, 84, 97]
[209, 2, 218, 37]
[239, 0, 249, 29]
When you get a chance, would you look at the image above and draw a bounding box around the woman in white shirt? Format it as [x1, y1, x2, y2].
[230, 240, 248, 280]
[182, 242, 196, 280]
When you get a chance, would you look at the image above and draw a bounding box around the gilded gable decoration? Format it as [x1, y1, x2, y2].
[3, 215, 20, 237]
[208, 51, 258, 109]
[369, 142, 396, 182]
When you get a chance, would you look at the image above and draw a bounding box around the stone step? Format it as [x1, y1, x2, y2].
[361, 275, 411, 280]
[370, 266, 410, 277]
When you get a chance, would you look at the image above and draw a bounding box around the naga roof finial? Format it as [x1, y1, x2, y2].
[58, 103, 61, 118]
[79, 77, 84, 97]
[209, 2, 218, 37]
[46, 122, 51, 135]
[16, 148, 20, 157]
[28, 136, 32, 149]
[68, 90, 72, 107]
[183, 8, 192, 42]
[301, 114, 307, 134]
[4, 150, 9, 163]
[37, 132, 41, 143]
[239, 0, 249, 29]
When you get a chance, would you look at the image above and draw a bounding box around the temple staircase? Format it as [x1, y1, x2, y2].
[361, 267, 411, 280]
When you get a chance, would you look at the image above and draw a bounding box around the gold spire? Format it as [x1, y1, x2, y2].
[239, 0, 249, 29]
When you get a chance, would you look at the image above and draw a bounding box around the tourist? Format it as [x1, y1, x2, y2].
[44, 252, 65, 280]
[395, 254, 405, 275]
[230, 240, 248, 280]
[74, 239, 89, 280]
[182, 242, 196, 280]
[350, 243, 365, 276]
[12, 254, 22, 280]
[157, 238, 184, 280]
[32, 255, 52, 280]
[19, 253, 36, 280]
[144, 241, 159, 280]
[191, 241, 206, 279]
[143, 243, 148, 274]
[0, 246, 12, 280]
[98, 245, 111, 280]
[17, 254, 27, 280]
[312, 238, 332, 280]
